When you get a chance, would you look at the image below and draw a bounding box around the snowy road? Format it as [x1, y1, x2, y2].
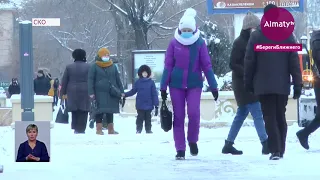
[0, 115, 320, 180]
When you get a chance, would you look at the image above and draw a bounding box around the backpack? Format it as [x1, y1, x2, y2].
[310, 30, 320, 76]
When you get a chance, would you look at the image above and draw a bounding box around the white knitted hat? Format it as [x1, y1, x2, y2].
[178, 8, 197, 31]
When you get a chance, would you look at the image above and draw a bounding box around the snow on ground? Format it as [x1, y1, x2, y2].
[1, 106, 320, 179]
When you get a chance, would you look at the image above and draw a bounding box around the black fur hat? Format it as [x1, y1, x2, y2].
[138, 65, 151, 78]
[264, 4, 277, 14]
[72, 49, 86, 61]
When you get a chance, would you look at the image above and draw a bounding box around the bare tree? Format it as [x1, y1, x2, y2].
[307, 0, 320, 29]
[104, 0, 206, 49]
[18, 0, 116, 78]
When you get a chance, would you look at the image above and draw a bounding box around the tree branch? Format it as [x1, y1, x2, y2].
[105, 0, 128, 16]
[86, 0, 112, 12]
[147, 0, 166, 21]
[46, 29, 73, 52]
[157, 0, 206, 25]
[148, 36, 167, 46]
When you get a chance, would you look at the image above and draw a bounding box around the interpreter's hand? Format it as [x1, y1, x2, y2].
[29, 154, 40, 161]
[26, 154, 32, 161]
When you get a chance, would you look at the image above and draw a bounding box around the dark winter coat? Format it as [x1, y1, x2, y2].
[53, 79, 59, 96]
[88, 62, 124, 114]
[230, 30, 258, 106]
[244, 27, 302, 95]
[8, 83, 20, 97]
[53, 79, 59, 90]
[125, 78, 159, 110]
[61, 61, 91, 112]
[34, 76, 51, 95]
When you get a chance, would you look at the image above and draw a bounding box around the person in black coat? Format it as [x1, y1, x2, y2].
[34, 70, 51, 95]
[8, 78, 20, 98]
[61, 49, 91, 134]
[53, 78, 59, 106]
[296, 30, 320, 150]
[244, 4, 302, 160]
[222, 12, 269, 156]
[124, 65, 159, 134]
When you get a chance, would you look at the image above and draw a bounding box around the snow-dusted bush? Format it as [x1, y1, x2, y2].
[200, 21, 232, 77]
[202, 72, 232, 91]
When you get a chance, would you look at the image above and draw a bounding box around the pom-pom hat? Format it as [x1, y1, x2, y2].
[178, 8, 197, 32]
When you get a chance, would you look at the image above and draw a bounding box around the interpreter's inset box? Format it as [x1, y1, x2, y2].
[15, 121, 50, 162]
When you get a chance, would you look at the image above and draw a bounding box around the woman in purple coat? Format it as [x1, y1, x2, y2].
[160, 8, 219, 160]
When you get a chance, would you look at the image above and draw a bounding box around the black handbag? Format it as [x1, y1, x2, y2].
[55, 105, 69, 124]
[109, 80, 121, 98]
[160, 101, 173, 132]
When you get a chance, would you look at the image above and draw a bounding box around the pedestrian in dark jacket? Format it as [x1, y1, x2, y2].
[297, 30, 320, 150]
[124, 65, 159, 134]
[53, 78, 59, 106]
[34, 70, 51, 95]
[61, 49, 91, 134]
[88, 47, 124, 135]
[222, 12, 269, 156]
[8, 78, 20, 98]
[244, 4, 302, 160]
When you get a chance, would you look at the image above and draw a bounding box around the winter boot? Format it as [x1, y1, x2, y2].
[222, 140, 243, 155]
[107, 123, 119, 134]
[102, 122, 108, 130]
[175, 150, 185, 160]
[296, 117, 320, 150]
[261, 140, 270, 155]
[136, 130, 142, 134]
[96, 123, 104, 135]
[269, 152, 280, 160]
[189, 142, 198, 156]
[146, 130, 153, 134]
[280, 153, 284, 159]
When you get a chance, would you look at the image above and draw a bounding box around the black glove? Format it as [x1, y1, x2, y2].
[161, 90, 167, 101]
[154, 106, 158, 116]
[211, 89, 219, 101]
[293, 85, 302, 99]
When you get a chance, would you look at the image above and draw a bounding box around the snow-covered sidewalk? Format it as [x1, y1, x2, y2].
[0, 115, 320, 180]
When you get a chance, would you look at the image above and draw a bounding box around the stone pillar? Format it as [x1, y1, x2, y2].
[10, 95, 54, 129]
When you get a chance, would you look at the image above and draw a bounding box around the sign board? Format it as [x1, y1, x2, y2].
[132, 50, 165, 90]
[0, 82, 10, 88]
[207, 0, 304, 14]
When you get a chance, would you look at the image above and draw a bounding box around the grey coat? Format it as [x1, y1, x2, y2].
[88, 63, 124, 114]
[61, 61, 91, 112]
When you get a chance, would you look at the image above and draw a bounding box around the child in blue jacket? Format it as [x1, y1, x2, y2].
[124, 65, 159, 134]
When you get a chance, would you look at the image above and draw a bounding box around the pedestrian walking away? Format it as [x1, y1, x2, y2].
[124, 64, 159, 134]
[53, 78, 59, 106]
[296, 30, 320, 150]
[61, 49, 91, 134]
[244, 4, 302, 160]
[88, 47, 124, 135]
[222, 12, 269, 156]
[160, 8, 219, 160]
[34, 70, 51, 95]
